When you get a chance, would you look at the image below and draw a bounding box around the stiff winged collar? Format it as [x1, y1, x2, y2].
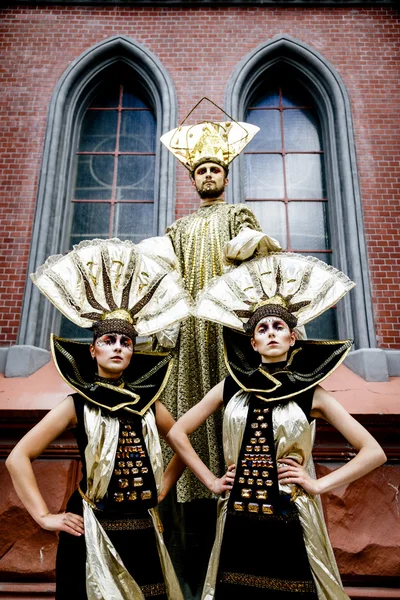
[51, 335, 173, 416]
[223, 328, 352, 402]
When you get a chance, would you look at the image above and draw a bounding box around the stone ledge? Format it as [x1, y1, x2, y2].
[345, 349, 400, 382]
[0, 350, 7, 375]
[344, 588, 400, 599]
[386, 351, 400, 377]
[1, 344, 399, 381]
[12, 0, 399, 5]
[1, 346, 50, 378]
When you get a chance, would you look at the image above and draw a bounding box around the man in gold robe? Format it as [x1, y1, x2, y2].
[140, 115, 281, 598]
[143, 118, 280, 504]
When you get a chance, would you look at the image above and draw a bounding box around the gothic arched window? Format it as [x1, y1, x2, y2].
[70, 82, 157, 247]
[19, 36, 176, 348]
[245, 82, 335, 339]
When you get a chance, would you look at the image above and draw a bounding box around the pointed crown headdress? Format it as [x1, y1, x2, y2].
[160, 97, 259, 174]
[194, 253, 355, 335]
[31, 238, 191, 341]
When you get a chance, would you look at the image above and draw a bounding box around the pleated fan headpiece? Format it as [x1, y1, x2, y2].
[195, 253, 355, 334]
[31, 238, 191, 342]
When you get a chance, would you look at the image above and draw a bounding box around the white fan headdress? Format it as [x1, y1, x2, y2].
[195, 253, 355, 334]
[31, 238, 191, 341]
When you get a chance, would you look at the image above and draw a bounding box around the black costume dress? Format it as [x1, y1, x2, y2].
[202, 331, 352, 600]
[52, 336, 183, 600]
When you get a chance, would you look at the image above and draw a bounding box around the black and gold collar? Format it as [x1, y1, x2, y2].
[223, 328, 352, 402]
[51, 335, 173, 416]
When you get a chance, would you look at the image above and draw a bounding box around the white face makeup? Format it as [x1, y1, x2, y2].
[250, 316, 296, 364]
[192, 162, 228, 199]
[90, 333, 133, 379]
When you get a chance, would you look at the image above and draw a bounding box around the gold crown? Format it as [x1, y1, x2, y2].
[160, 98, 259, 173]
[101, 309, 134, 324]
[254, 295, 289, 311]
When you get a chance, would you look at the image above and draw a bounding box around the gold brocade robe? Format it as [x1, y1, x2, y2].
[164, 202, 263, 502]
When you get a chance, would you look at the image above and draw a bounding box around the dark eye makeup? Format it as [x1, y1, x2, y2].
[98, 334, 133, 348]
[256, 320, 286, 333]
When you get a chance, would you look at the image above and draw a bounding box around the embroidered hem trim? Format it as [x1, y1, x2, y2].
[98, 517, 153, 531]
[141, 582, 167, 596]
[219, 571, 316, 592]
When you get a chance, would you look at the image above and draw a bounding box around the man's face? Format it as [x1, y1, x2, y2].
[191, 162, 228, 200]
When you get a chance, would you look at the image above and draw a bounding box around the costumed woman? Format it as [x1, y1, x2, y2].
[6, 238, 191, 600]
[167, 252, 386, 600]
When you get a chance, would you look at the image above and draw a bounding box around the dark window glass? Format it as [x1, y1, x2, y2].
[70, 202, 110, 244]
[117, 155, 155, 201]
[120, 111, 156, 152]
[304, 309, 338, 340]
[62, 83, 156, 340]
[114, 203, 154, 242]
[245, 85, 335, 339]
[74, 155, 114, 200]
[245, 155, 284, 199]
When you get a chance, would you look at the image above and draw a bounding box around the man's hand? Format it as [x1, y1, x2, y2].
[39, 512, 84, 536]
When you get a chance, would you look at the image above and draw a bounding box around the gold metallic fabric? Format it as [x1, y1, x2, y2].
[143, 408, 164, 494]
[83, 404, 145, 599]
[144, 409, 184, 599]
[162, 203, 264, 502]
[82, 403, 183, 600]
[137, 235, 183, 349]
[149, 507, 184, 600]
[83, 501, 145, 600]
[84, 404, 119, 503]
[222, 390, 249, 469]
[202, 393, 349, 600]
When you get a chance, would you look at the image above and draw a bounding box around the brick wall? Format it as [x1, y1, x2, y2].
[0, 5, 399, 347]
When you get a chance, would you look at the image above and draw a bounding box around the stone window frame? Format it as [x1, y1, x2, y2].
[225, 35, 375, 354]
[18, 35, 177, 349]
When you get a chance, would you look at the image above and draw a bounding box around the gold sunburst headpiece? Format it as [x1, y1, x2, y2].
[31, 238, 191, 342]
[194, 253, 355, 335]
[160, 97, 259, 174]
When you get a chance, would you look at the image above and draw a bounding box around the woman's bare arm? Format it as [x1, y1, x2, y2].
[154, 400, 186, 502]
[6, 396, 84, 536]
[278, 385, 386, 495]
[166, 380, 235, 495]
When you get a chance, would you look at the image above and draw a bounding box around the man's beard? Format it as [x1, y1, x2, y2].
[196, 181, 225, 199]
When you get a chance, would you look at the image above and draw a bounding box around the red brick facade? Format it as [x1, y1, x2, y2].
[0, 5, 399, 348]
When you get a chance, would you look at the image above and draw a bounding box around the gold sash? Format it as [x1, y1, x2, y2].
[82, 403, 183, 600]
